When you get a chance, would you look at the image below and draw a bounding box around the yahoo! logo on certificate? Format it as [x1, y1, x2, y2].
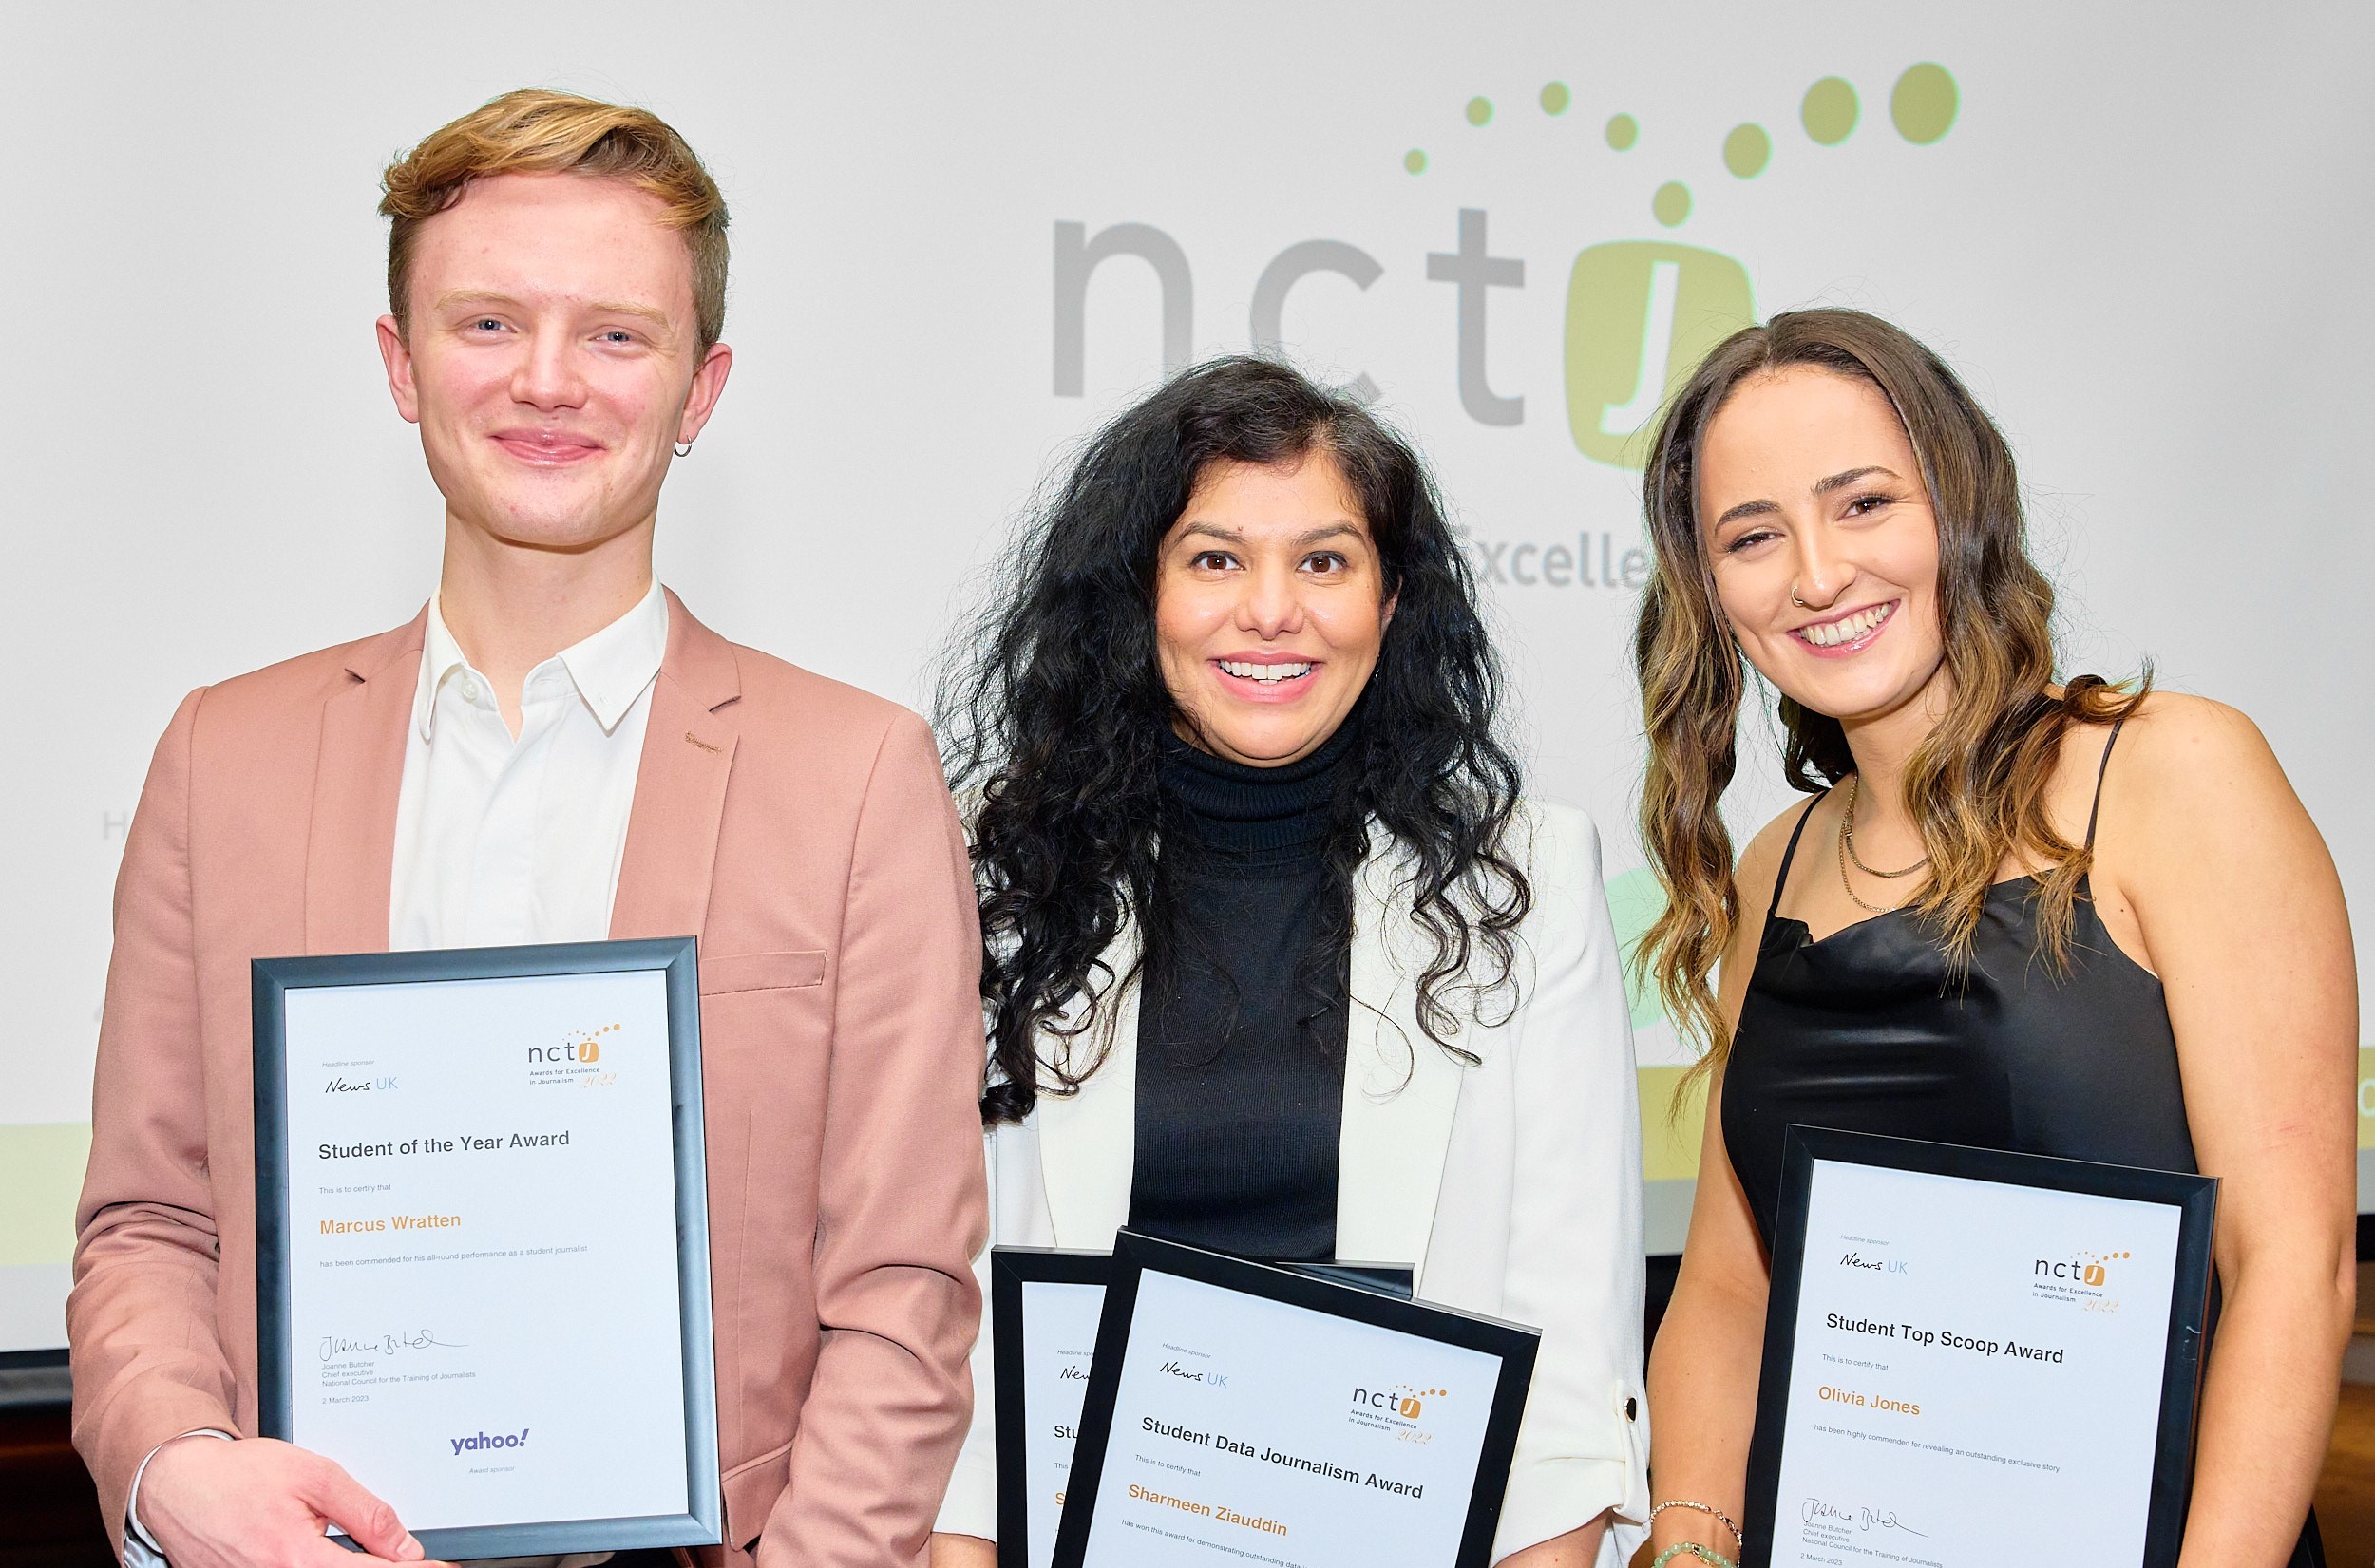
[451, 1427, 530, 1455]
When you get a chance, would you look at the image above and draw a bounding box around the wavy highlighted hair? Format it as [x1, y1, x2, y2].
[380, 88, 730, 349]
[1633, 309, 2145, 1064]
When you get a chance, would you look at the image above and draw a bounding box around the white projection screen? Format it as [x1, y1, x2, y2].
[3, 4, 2369, 1353]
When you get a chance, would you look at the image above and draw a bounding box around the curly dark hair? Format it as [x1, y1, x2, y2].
[938, 356, 1533, 1125]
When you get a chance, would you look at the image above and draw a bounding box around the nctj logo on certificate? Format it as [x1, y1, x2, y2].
[527, 1023, 619, 1088]
[2034, 1247, 2132, 1313]
[1350, 1383, 1450, 1442]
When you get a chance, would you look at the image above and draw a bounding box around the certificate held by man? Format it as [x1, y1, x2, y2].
[253, 937, 720, 1559]
[1745, 1128, 2217, 1568]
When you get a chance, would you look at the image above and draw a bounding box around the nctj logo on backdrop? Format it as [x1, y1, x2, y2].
[1051, 62, 1960, 584]
[1051, 211, 1711, 596]
[1051, 60, 1961, 463]
[1052, 210, 1740, 473]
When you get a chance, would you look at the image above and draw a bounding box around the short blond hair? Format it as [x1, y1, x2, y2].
[380, 89, 730, 349]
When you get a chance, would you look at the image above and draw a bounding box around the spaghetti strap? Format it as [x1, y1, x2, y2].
[1768, 795, 1826, 917]
[2083, 720, 2127, 851]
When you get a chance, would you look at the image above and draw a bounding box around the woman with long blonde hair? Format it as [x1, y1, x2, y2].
[1634, 309, 2354, 1568]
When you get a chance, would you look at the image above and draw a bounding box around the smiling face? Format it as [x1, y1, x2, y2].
[375, 171, 731, 557]
[1698, 366, 1948, 728]
[1153, 451, 1395, 767]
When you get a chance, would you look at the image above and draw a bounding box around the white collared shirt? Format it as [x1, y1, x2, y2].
[389, 582, 668, 949]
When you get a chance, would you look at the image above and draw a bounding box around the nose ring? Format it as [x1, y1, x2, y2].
[1790, 585, 1810, 609]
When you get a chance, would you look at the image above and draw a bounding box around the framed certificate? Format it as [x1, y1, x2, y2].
[1744, 1127, 2217, 1568]
[1050, 1230, 1534, 1568]
[992, 1249, 1415, 1568]
[252, 938, 721, 1559]
[993, 1249, 1112, 1568]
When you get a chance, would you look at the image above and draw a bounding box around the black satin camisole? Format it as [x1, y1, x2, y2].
[1720, 724, 2323, 1566]
[1722, 725, 2192, 1243]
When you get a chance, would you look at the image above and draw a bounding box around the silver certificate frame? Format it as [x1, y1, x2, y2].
[252, 938, 721, 1559]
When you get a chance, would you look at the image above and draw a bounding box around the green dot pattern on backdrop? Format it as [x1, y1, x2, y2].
[1606, 112, 1639, 150]
[1467, 96, 1493, 126]
[1723, 123, 1771, 178]
[1541, 81, 1570, 115]
[1890, 63, 1958, 143]
[1653, 181, 1692, 227]
[1801, 76, 1859, 144]
[1404, 149, 1427, 175]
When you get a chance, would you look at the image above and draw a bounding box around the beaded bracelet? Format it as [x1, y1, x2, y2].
[1648, 1499, 1746, 1550]
[1649, 1544, 1737, 1568]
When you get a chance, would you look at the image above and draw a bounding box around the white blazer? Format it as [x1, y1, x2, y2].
[934, 801, 1650, 1564]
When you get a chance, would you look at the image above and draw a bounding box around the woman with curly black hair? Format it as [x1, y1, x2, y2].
[927, 358, 1648, 1567]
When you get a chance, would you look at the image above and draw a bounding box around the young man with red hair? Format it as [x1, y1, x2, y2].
[68, 90, 987, 1568]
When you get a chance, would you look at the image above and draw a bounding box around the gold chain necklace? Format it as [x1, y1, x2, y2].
[1837, 775, 1929, 915]
[1842, 776, 1928, 878]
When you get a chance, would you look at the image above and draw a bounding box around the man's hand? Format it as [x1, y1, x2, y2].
[139, 1434, 443, 1568]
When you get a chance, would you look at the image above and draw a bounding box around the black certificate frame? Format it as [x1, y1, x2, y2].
[993, 1247, 1113, 1568]
[991, 1248, 1417, 1568]
[1743, 1126, 2218, 1568]
[1049, 1229, 1537, 1568]
[252, 937, 721, 1559]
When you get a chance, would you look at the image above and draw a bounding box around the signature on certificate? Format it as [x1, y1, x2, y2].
[318, 1328, 469, 1362]
[1802, 1498, 1927, 1537]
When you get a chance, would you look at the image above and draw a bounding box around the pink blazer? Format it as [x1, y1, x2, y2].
[67, 594, 989, 1567]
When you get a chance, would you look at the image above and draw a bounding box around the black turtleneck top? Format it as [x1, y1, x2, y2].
[1128, 722, 1356, 1263]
